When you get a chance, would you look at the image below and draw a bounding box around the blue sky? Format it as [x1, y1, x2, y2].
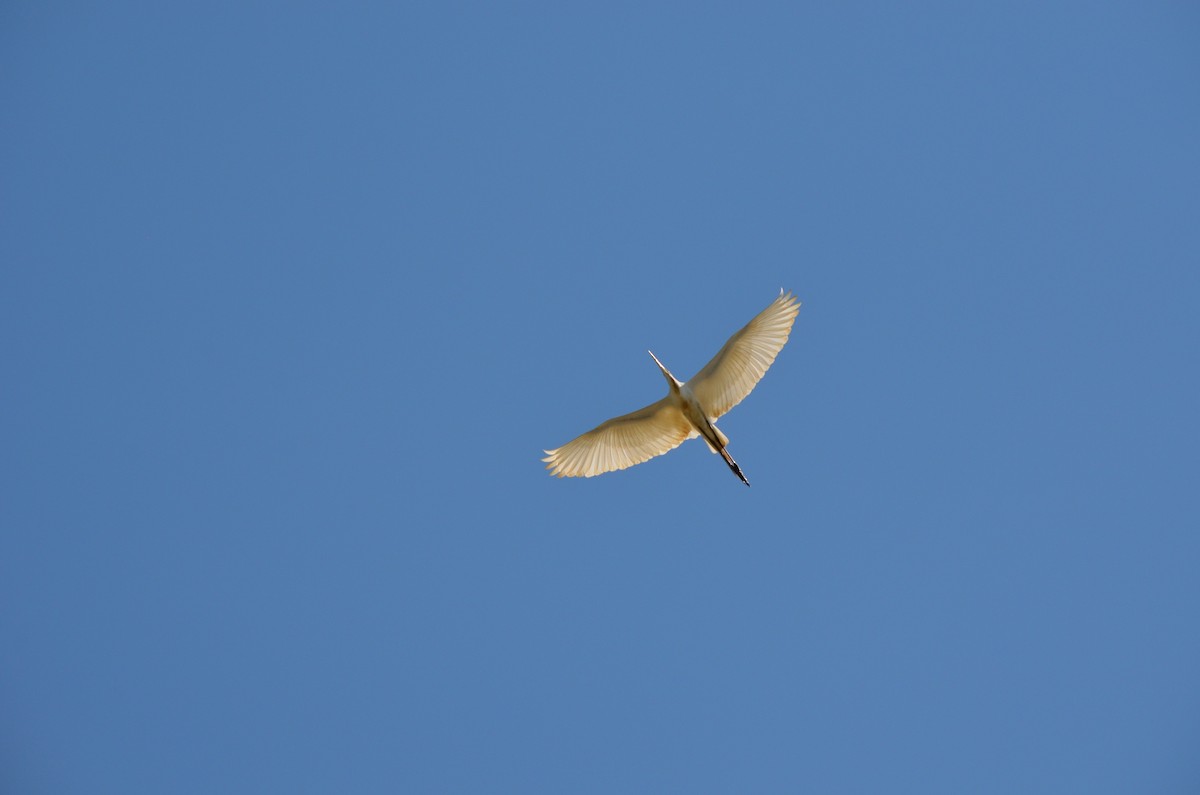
[3, 2, 1198, 792]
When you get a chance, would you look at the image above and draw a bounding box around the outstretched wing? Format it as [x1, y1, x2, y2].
[543, 397, 696, 478]
[687, 290, 801, 419]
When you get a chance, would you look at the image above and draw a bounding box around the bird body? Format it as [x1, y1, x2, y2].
[543, 290, 801, 486]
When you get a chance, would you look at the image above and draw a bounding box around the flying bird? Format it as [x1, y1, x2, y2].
[543, 290, 801, 486]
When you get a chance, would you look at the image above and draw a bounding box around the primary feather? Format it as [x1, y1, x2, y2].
[688, 290, 801, 419]
[542, 398, 696, 478]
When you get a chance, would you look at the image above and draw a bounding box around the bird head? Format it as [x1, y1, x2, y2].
[648, 350, 683, 390]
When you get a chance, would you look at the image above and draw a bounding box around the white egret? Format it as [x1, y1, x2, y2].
[543, 290, 801, 486]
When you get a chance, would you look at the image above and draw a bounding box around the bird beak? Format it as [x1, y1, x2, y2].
[648, 350, 682, 387]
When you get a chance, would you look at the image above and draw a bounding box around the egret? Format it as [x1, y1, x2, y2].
[543, 290, 801, 486]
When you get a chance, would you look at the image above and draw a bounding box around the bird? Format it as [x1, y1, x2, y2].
[543, 289, 801, 486]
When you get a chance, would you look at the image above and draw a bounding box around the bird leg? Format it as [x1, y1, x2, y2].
[719, 446, 750, 487]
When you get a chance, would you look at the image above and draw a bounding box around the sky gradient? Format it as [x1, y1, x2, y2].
[3, 3, 1199, 792]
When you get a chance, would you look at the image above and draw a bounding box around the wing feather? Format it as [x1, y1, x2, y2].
[687, 291, 801, 419]
[543, 397, 696, 478]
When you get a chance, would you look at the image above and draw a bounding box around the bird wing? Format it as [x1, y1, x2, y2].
[543, 397, 696, 478]
[687, 291, 801, 419]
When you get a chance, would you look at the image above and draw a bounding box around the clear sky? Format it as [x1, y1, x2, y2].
[2, 3, 1198, 793]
